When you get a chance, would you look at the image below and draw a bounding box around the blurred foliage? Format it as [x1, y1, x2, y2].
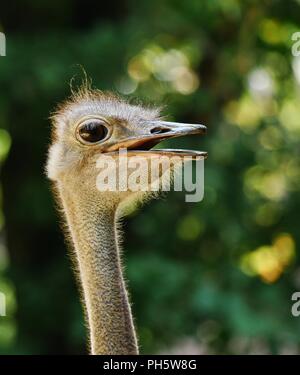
[0, 0, 300, 354]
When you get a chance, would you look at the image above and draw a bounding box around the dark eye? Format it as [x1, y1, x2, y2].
[77, 120, 109, 144]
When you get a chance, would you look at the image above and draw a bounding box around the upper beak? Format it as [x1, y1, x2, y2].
[105, 120, 207, 157]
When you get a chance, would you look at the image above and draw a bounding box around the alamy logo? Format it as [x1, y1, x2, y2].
[0, 32, 6, 56]
[292, 32, 300, 57]
[291, 292, 300, 317]
[95, 149, 205, 202]
[0, 292, 6, 316]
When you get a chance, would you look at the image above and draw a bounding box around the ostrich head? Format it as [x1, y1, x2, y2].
[46, 85, 207, 354]
[46, 86, 207, 211]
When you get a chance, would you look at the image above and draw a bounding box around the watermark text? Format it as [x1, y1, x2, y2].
[0, 32, 6, 57]
[96, 149, 205, 202]
[0, 291, 6, 316]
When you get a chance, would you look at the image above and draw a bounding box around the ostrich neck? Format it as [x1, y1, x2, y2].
[58, 184, 138, 355]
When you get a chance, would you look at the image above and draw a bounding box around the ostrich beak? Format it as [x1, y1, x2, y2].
[105, 120, 207, 158]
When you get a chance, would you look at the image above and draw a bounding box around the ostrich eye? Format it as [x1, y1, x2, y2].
[77, 120, 109, 144]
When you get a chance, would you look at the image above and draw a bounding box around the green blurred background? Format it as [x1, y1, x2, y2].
[0, 0, 300, 354]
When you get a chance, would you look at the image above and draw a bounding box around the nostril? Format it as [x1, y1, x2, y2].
[150, 127, 170, 135]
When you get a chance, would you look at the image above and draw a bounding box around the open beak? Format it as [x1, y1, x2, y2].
[105, 120, 207, 159]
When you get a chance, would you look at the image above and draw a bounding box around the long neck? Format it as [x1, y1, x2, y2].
[57, 184, 138, 355]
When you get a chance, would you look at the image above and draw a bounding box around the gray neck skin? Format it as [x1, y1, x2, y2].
[58, 183, 138, 355]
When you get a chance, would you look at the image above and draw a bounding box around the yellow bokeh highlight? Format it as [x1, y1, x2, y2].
[259, 19, 289, 45]
[171, 66, 199, 95]
[127, 44, 199, 95]
[223, 97, 262, 133]
[258, 125, 282, 151]
[224, 94, 279, 133]
[177, 215, 205, 241]
[240, 233, 295, 283]
[244, 166, 287, 201]
[284, 159, 300, 191]
[280, 99, 300, 136]
[0, 129, 11, 162]
[244, 157, 300, 203]
[128, 56, 151, 82]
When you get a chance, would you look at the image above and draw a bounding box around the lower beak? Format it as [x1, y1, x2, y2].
[106, 120, 207, 158]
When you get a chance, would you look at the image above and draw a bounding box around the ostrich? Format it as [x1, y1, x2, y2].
[46, 85, 207, 355]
